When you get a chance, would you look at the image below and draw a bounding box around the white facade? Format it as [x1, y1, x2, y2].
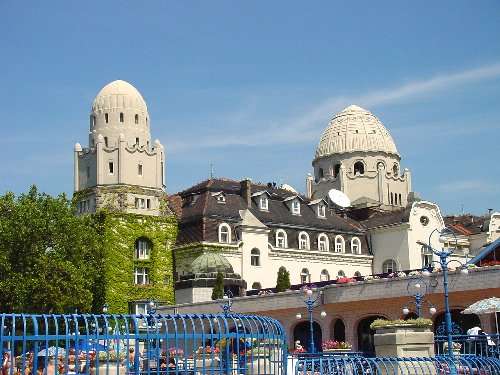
[74, 80, 165, 216]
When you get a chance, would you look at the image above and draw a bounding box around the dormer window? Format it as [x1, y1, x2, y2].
[292, 200, 300, 215]
[318, 203, 326, 218]
[211, 192, 226, 204]
[259, 196, 268, 211]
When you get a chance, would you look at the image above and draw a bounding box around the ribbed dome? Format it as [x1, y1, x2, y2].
[91, 80, 148, 116]
[315, 105, 399, 159]
[190, 252, 234, 275]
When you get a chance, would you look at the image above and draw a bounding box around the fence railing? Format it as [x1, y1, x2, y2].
[0, 313, 286, 375]
[295, 355, 500, 375]
[435, 334, 500, 358]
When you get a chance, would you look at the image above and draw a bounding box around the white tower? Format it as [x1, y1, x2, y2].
[309, 105, 412, 209]
[74, 80, 166, 215]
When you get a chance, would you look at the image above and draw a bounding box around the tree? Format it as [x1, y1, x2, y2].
[276, 266, 291, 292]
[0, 186, 103, 313]
[211, 272, 225, 300]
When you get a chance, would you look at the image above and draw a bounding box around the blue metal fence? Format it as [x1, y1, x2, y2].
[294, 355, 500, 374]
[435, 334, 500, 358]
[0, 313, 286, 375]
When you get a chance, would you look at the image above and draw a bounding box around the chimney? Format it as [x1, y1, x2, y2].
[240, 178, 252, 207]
[306, 173, 313, 199]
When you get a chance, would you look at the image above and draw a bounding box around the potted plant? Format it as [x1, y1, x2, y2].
[321, 340, 352, 353]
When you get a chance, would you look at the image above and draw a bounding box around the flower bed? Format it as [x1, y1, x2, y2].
[322, 340, 352, 351]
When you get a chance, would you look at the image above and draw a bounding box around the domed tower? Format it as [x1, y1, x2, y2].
[308, 105, 412, 209]
[74, 80, 166, 215]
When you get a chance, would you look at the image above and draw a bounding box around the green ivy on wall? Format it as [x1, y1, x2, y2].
[96, 211, 178, 313]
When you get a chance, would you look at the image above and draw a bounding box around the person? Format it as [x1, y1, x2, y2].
[67, 349, 76, 375]
[2, 352, 11, 375]
[42, 359, 55, 375]
[466, 326, 482, 354]
[167, 358, 176, 369]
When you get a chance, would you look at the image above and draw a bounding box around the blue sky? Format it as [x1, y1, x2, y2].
[1, 1, 499, 215]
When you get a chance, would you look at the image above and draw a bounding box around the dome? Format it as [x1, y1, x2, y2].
[91, 80, 148, 116]
[190, 252, 234, 275]
[315, 105, 399, 159]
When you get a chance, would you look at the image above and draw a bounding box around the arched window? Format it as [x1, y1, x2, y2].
[334, 235, 345, 253]
[318, 233, 329, 252]
[300, 268, 310, 284]
[393, 163, 399, 176]
[351, 237, 361, 254]
[320, 269, 330, 281]
[276, 229, 287, 248]
[252, 282, 262, 290]
[318, 168, 324, 179]
[399, 193, 402, 206]
[390, 192, 394, 205]
[383, 259, 397, 274]
[354, 161, 364, 175]
[119, 112, 124, 123]
[298, 232, 310, 250]
[218, 223, 231, 243]
[333, 164, 341, 177]
[105, 113, 109, 123]
[337, 270, 345, 278]
[135, 238, 151, 260]
[138, 163, 143, 176]
[354, 271, 362, 277]
[317, 203, 326, 218]
[251, 248, 260, 266]
[135, 114, 139, 124]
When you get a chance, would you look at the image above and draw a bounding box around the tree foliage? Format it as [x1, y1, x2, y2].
[211, 272, 224, 300]
[0, 186, 103, 313]
[276, 266, 291, 292]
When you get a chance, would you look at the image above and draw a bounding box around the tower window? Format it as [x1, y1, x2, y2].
[120, 112, 124, 123]
[108, 161, 114, 175]
[135, 137, 139, 146]
[318, 168, 324, 179]
[333, 164, 341, 177]
[250, 248, 260, 266]
[104, 137, 108, 147]
[393, 163, 399, 175]
[134, 267, 149, 285]
[354, 161, 364, 175]
[135, 114, 139, 124]
[135, 238, 151, 260]
[105, 113, 109, 123]
[138, 163, 143, 176]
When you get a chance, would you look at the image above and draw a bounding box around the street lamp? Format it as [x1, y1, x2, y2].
[148, 300, 157, 315]
[295, 288, 326, 353]
[220, 291, 234, 315]
[402, 277, 436, 318]
[418, 227, 469, 357]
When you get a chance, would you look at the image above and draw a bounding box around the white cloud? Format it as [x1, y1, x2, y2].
[165, 62, 500, 152]
[437, 180, 498, 194]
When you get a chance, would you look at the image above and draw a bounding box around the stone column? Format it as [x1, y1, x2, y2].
[74, 143, 82, 191]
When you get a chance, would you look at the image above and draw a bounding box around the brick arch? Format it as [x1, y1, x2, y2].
[355, 313, 389, 356]
[291, 319, 323, 353]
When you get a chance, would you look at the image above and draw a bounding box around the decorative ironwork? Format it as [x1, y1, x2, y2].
[0, 313, 286, 375]
[436, 321, 463, 336]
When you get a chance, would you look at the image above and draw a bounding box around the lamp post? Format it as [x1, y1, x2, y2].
[220, 291, 233, 315]
[295, 288, 326, 354]
[402, 277, 436, 318]
[418, 227, 469, 357]
[148, 300, 157, 315]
